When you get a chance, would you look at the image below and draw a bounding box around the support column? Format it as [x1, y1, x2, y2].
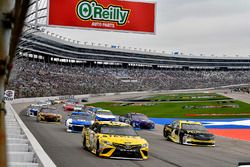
[0, 0, 13, 166]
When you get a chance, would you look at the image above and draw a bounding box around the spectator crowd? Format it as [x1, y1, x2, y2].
[7, 59, 250, 98]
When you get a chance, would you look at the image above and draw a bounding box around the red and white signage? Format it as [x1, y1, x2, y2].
[48, 0, 156, 34]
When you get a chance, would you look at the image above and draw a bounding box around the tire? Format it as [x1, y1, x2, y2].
[82, 136, 87, 150]
[163, 130, 169, 138]
[96, 141, 100, 156]
[179, 133, 185, 145]
[180, 136, 184, 144]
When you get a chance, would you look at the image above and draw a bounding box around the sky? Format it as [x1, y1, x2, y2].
[45, 0, 250, 57]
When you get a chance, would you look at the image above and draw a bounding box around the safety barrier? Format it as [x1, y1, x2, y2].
[5, 102, 56, 167]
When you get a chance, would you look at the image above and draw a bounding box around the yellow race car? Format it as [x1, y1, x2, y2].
[163, 120, 215, 146]
[37, 107, 62, 123]
[82, 121, 149, 160]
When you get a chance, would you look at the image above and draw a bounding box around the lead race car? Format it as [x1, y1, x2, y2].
[119, 113, 155, 129]
[82, 121, 149, 160]
[163, 120, 215, 146]
[65, 112, 94, 132]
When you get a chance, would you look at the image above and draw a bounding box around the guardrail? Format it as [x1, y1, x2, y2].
[5, 102, 56, 167]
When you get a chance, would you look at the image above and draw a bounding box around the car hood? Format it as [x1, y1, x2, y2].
[99, 134, 147, 145]
[185, 130, 213, 135]
[96, 114, 115, 118]
[133, 119, 154, 123]
[39, 112, 61, 117]
[71, 119, 92, 125]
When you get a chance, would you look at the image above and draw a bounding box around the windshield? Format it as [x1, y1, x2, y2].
[131, 114, 148, 120]
[182, 123, 207, 131]
[71, 114, 92, 120]
[101, 125, 138, 136]
[96, 111, 112, 115]
[41, 108, 57, 113]
[75, 105, 82, 108]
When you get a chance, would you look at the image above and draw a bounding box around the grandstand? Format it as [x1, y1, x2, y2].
[18, 31, 250, 70]
[8, 30, 250, 98]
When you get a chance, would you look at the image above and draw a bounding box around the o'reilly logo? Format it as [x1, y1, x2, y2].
[76, 1, 130, 25]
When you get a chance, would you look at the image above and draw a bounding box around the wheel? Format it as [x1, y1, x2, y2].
[179, 133, 186, 145]
[82, 136, 87, 150]
[96, 141, 100, 156]
[163, 129, 169, 138]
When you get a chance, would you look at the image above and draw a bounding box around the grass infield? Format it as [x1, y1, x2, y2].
[87, 93, 250, 119]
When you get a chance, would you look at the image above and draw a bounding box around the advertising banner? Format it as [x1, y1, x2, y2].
[48, 0, 156, 34]
[4, 90, 15, 101]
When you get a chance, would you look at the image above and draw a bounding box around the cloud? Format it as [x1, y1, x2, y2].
[46, 0, 250, 57]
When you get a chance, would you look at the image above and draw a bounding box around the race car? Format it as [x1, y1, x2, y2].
[82, 121, 149, 160]
[27, 106, 40, 117]
[30, 100, 48, 107]
[81, 98, 88, 102]
[94, 110, 116, 121]
[37, 107, 62, 122]
[63, 103, 75, 111]
[65, 112, 94, 132]
[65, 98, 79, 105]
[87, 107, 103, 114]
[73, 105, 84, 111]
[163, 120, 215, 146]
[119, 113, 155, 129]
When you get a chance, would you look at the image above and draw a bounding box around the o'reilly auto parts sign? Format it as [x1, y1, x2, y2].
[48, 0, 156, 34]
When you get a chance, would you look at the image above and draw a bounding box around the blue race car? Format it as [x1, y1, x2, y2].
[120, 113, 155, 129]
[65, 112, 94, 132]
[27, 106, 40, 117]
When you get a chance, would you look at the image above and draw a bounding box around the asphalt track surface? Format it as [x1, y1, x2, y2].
[13, 93, 250, 167]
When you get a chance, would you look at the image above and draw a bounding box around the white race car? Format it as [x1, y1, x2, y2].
[30, 100, 48, 107]
[94, 110, 116, 121]
[65, 112, 94, 132]
[73, 105, 84, 111]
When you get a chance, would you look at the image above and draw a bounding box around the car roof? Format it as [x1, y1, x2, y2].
[130, 112, 145, 115]
[71, 111, 90, 115]
[40, 108, 58, 113]
[97, 109, 111, 112]
[96, 121, 130, 127]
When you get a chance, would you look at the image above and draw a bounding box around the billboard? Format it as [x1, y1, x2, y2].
[48, 0, 156, 34]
